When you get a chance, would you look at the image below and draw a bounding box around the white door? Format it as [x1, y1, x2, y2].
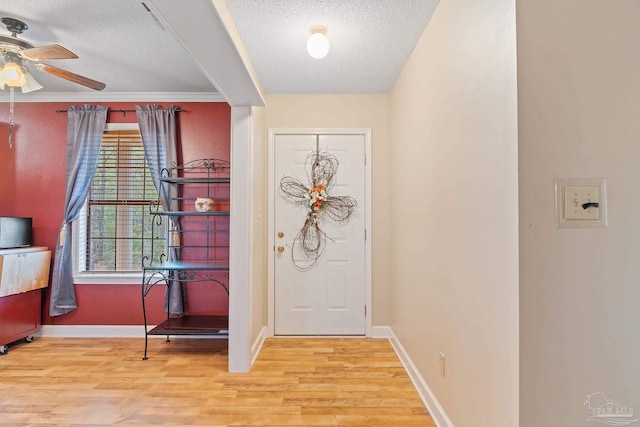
[274, 133, 366, 335]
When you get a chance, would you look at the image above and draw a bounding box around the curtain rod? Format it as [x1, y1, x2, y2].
[55, 108, 186, 114]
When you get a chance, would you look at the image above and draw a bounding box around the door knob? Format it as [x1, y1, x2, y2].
[277, 232, 284, 238]
[277, 246, 285, 253]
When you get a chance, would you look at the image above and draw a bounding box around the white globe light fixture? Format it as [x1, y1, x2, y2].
[307, 25, 330, 59]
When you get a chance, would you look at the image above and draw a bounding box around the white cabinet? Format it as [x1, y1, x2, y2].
[0, 246, 51, 298]
[0, 246, 50, 354]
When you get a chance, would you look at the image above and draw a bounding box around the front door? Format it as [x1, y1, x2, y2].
[273, 132, 366, 335]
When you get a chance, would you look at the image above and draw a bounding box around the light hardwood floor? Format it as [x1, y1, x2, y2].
[0, 337, 435, 426]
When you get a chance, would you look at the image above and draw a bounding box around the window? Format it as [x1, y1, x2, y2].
[74, 124, 166, 283]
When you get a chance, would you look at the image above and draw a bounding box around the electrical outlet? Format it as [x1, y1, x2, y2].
[439, 352, 446, 378]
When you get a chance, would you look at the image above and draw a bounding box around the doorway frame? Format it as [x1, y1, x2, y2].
[267, 128, 373, 337]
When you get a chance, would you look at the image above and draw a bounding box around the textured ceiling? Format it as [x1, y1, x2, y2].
[0, 0, 216, 95]
[0, 0, 438, 98]
[225, 0, 439, 93]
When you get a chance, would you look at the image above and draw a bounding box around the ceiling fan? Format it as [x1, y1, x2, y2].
[0, 17, 106, 92]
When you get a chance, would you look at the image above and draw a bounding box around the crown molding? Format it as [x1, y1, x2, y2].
[1, 91, 227, 103]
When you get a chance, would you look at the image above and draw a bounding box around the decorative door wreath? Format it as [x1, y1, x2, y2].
[280, 150, 358, 270]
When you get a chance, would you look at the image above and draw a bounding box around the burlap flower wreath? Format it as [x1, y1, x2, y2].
[280, 151, 358, 270]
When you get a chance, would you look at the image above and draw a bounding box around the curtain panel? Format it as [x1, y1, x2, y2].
[136, 104, 185, 315]
[49, 105, 108, 316]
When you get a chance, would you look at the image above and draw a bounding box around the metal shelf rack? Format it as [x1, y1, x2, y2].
[141, 159, 230, 360]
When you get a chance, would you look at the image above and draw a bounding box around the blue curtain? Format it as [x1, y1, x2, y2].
[136, 104, 185, 315]
[49, 105, 108, 316]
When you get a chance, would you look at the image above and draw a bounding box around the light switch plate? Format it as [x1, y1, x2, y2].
[564, 185, 600, 220]
[555, 179, 607, 228]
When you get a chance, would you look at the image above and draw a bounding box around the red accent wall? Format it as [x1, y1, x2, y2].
[0, 101, 231, 325]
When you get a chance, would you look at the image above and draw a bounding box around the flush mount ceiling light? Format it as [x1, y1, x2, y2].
[307, 25, 329, 59]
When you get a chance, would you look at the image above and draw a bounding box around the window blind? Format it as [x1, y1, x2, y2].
[79, 129, 165, 272]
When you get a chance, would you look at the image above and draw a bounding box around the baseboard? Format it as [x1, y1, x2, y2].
[370, 325, 391, 338]
[38, 325, 228, 340]
[39, 324, 144, 338]
[250, 326, 268, 366]
[387, 327, 455, 427]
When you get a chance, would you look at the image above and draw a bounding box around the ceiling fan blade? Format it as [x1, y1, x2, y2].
[20, 44, 78, 61]
[34, 63, 106, 91]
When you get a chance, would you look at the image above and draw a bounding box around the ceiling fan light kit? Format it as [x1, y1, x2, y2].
[20, 68, 43, 93]
[307, 25, 329, 59]
[0, 60, 26, 87]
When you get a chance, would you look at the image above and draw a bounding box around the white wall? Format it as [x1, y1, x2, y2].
[388, 0, 519, 425]
[265, 94, 391, 325]
[250, 105, 268, 344]
[518, 0, 640, 425]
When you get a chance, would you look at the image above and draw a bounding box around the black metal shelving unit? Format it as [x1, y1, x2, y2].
[141, 159, 230, 360]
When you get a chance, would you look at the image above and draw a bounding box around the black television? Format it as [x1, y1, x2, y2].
[0, 217, 33, 249]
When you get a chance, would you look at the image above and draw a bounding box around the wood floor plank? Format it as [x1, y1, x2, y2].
[0, 337, 435, 426]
